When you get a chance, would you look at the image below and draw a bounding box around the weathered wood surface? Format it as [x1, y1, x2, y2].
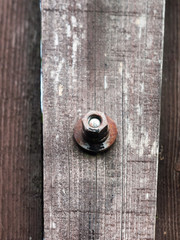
[155, 0, 180, 239]
[0, 0, 43, 239]
[42, 0, 165, 239]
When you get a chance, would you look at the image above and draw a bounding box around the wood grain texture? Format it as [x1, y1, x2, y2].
[0, 0, 43, 239]
[42, 0, 165, 239]
[155, 0, 180, 239]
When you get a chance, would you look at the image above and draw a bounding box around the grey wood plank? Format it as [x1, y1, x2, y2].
[42, 0, 165, 239]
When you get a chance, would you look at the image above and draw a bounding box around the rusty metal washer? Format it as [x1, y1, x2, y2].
[73, 110, 117, 153]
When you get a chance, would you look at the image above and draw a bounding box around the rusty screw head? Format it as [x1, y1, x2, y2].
[74, 110, 117, 153]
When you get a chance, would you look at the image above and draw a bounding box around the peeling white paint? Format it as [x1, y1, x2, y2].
[151, 141, 158, 155]
[72, 33, 80, 81]
[126, 121, 151, 158]
[66, 24, 71, 38]
[126, 124, 134, 146]
[71, 16, 77, 28]
[55, 59, 65, 83]
[119, 62, 123, 75]
[140, 82, 144, 92]
[51, 222, 56, 229]
[54, 32, 58, 46]
[146, 193, 149, 200]
[62, 14, 66, 20]
[104, 76, 108, 89]
[135, 15, 146, 39]
[136, 15, 146, 28]
[136, 104, 142, 116]
[59, 84, 63, 96]
[82, 33, 85, 39]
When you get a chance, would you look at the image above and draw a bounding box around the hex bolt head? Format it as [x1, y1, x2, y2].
[74, 110, 118, 153]
[82, 111, 109, 143]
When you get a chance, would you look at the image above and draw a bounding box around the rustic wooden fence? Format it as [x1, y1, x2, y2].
[1, 0, 180, 239]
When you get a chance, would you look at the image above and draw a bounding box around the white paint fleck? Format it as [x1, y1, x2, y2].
[140, 82, 144, 92]
[59, 84, 63, 96]
[62, 14, 66, 20]
[136, 15, 146, 28]
[82, 33, 86, 39]
[136, 104, 142, 116]
[66, 24, 71, 38]
[119, 62, 123, 75]
[146, 193, 149, 200]
[126, 124, 134, 146]
[54, 32, 58, 46]
[56, 134, 59, 140]
[71, 16, 77, 28]
[104, 76, 108, 89]
[52, 222, 56, 229]
[140, 178, 145, 185]
[135, 14, 146, 39]
[126, 121, 151, 157]
[72, 33, 80, 81]
[55, 59, 65, 83]
[151, 141, 158, 155]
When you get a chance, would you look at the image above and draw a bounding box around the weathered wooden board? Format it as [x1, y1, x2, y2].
[155, 0, 180, 239]
[0, 0, 42, 239]
[42, 0, 165, 239]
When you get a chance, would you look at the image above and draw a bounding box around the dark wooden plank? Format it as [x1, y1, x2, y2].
[0, 0, 43, 239]
[42, 0, 165, 239]
[155, 0, 180, 239]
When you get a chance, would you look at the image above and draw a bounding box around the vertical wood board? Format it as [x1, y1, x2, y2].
[42, 0, 165, 239]
[156, 0, 180, 239]
[0, 0, 43, 239]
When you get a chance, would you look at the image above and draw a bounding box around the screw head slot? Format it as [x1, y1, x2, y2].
[73, 110, 117, 153]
